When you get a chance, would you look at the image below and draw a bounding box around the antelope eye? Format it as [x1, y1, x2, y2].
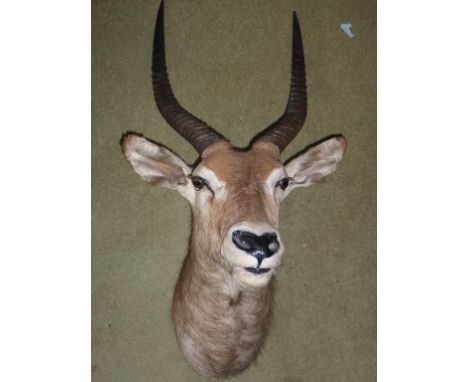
[191, 176, 207, 191]
[275, 177, 290, 191]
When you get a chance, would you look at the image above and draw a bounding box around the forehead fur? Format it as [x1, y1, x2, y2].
[201, 141, 282, 185]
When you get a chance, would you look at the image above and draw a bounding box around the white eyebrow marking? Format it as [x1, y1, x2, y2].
[193, 165, 227, 200]
[263, 167, 287, 195]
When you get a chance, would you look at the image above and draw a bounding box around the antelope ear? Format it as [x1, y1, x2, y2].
[284, 135, 347, 191]
[121, 133, 194, 203]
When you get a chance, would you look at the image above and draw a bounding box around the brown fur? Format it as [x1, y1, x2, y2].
[172, 141, 281, 378]
[122, 133, 346, 378]
[202, 141, 281, 230]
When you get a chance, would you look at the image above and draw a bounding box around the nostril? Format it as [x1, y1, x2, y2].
[263, 233, 279, 255]
[232, 230, 253, 251]
[268, 241, 279, 253]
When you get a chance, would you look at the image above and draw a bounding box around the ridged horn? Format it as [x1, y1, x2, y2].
[256, 12, 307, 152]
[152, 0, 225, 154]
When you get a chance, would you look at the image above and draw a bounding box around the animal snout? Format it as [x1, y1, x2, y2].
[232, 230, 280, 267]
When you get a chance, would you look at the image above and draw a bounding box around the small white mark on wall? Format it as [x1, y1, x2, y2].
[340, 23, 355, 38]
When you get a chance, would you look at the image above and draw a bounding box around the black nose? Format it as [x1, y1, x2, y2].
[232, 230, 280, 267]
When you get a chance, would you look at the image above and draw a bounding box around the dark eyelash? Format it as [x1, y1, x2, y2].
[275, 177, 290, 191]
[191, 175, 214, 194]
[191, 176, 207, 191]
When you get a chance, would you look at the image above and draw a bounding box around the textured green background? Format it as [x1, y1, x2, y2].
[92, 0, 376, 381]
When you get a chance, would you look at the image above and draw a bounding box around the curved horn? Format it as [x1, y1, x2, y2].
[152, 1, 225, 154]
[256, 12, 307, 152]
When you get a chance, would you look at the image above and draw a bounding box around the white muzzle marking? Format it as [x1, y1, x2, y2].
[221, 222, 284, 287]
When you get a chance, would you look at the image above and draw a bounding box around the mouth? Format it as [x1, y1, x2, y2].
[244, 267, 271, 275]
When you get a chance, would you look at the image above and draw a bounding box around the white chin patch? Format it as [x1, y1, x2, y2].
[221, 222, 284, 287]
[233, 266, 274, 287]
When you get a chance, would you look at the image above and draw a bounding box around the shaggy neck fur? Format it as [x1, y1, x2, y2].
[172, 218, 275, 379]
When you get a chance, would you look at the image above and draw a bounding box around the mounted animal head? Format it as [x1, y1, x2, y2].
[121, 1, 346, 288]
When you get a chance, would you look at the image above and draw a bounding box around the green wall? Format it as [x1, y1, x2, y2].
[92, 0, 376, 380]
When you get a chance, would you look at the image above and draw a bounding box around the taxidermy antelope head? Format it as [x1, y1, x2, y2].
[121, 1, 346, 378]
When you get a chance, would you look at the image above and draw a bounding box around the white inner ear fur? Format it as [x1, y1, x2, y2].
[284, 136, 346, 192]
[122, 134, 195, 204]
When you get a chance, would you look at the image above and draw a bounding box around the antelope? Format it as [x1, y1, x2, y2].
[121, 1, 346, 378]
